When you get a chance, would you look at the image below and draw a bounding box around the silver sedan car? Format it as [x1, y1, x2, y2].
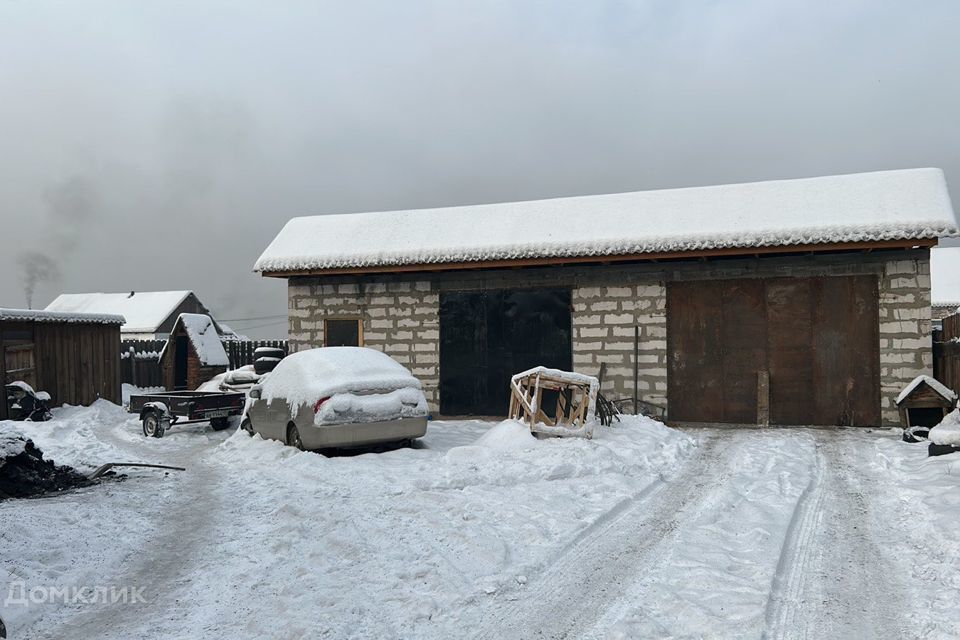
[242, 347, 428, 451]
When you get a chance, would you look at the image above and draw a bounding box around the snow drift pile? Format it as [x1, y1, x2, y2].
[929, 408, 960, 447]
[0, 430, 90, 499]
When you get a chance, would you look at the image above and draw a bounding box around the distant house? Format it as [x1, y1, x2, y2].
[158, 314, 230, 390]
[45, 290, 239, 341]
[0, 308, 123, 419]
[255, 168, 957, 428]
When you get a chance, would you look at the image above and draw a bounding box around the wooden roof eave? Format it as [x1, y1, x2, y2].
[259, 238, 938, 279]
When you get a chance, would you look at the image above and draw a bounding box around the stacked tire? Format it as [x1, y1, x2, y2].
[254, 346, 285, 375]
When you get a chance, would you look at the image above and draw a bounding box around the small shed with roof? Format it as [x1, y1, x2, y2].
[0, 308, 124, 419]
[896, 375, 957, 428]
[159, 314, 230, 390]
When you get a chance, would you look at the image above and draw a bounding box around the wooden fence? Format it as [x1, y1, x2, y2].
[119, 338, 288, 388]
[222, 340, 288, 369]
[120, 340, 166, 388]
[934, 312, 960, 396]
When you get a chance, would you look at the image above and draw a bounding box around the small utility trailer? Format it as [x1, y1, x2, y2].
[128, 391, 246, 438]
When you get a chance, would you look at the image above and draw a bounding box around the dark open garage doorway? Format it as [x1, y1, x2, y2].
[440, 288, 572, 416]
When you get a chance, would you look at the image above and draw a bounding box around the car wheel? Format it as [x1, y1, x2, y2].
[287, 424, 305, 451]
[241, 418, 254, 436]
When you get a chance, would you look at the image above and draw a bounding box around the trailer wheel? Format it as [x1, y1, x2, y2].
[241, 418, 254, 436]
[210, 417, 231, 431]
[142, 412, 166, 438]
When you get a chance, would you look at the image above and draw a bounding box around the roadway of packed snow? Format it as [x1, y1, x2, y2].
[2, 403, 959, 639]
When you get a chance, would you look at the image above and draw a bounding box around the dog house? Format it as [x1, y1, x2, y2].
[159, 314, 229, 390]
[895, 375, 957, 428]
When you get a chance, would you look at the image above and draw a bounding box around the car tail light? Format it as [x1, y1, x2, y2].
[313, 397, 330, 414]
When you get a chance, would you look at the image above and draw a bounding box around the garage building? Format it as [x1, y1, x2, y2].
[255, 169, 958, 427]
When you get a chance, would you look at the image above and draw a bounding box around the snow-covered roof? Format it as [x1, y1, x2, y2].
[160, 313, 229, 367]
[255, 168, 957, 274]
[45, 291, 192, 333]
[0, 308, 125, 325]
[931, 247, 960, 306]
[895, 375, 958, 405]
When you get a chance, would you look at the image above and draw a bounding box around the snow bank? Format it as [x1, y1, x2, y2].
[473, 419, 538, 451]
[199, 414, 695, 637]
[872, 434, 960, 636]
[255, 168, 957, 273]
[260, 347, 423, 419]
[929, 408, 960, 446]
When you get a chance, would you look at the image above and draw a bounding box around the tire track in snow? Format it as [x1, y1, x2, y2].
[33, 436, 228, 639]
[474, 431, 740, 640]
[762, 438, 826, 640]
[764, 432, 910, 640]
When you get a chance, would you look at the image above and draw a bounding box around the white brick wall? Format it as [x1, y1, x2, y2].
[287, 279, 440, 411]
[571, 283, 668, 409]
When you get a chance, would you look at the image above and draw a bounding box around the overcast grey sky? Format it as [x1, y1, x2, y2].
[1, 0, 958, 337]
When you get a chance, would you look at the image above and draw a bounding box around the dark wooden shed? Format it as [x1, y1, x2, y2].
[0, 308, 124, 420]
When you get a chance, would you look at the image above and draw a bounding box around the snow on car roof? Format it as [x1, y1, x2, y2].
[45, 291, 192, 333]
[0, 308, 125, 325]
[260, 347, 420, 413]
[255, 168, 957, 274]
[895, 374, 958, 405]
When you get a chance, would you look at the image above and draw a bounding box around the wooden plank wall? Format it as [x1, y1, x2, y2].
[934, 313, 960, 397]
[30, 322, 121, 407]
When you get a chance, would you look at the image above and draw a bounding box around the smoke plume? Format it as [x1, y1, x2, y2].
[18, 252, 60, 309]
[16, 176, 98, 308]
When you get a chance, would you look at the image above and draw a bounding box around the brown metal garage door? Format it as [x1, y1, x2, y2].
[667, 276, 880, 426]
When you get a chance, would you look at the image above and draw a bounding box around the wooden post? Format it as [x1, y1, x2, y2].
[757, 370, 770, 427]
[633, 325, 640, 414]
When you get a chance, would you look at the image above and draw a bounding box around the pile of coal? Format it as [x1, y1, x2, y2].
[0, 433, 91, 500]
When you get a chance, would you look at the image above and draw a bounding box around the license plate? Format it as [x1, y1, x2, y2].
[206, 409, 231, 418]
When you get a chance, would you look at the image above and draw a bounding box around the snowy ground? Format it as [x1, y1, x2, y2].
[1, 404, 959, 639]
